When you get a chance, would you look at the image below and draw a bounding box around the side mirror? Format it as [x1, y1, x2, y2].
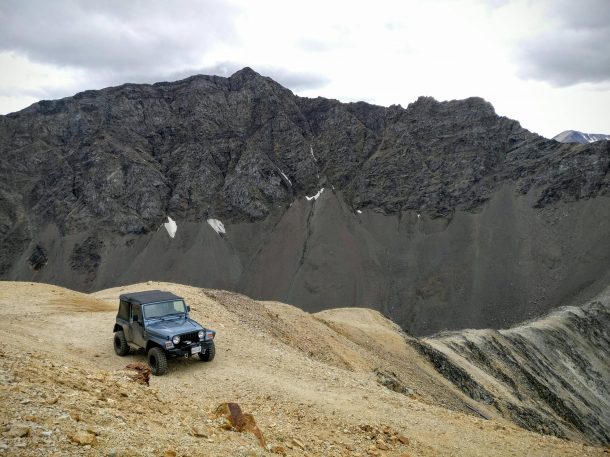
[187, 306, 191, 312]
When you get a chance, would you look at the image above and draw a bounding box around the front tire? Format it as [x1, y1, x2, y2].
[198, 342, 215, 362]
[113, 331, 129, 356]
[148, 347, 168, 375]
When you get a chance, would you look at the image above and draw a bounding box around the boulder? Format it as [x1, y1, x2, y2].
[70, 430, 97, 445]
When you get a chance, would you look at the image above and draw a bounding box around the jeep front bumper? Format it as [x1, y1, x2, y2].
[166, 340, 214, 357]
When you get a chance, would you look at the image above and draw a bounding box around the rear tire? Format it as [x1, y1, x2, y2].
[198, 342, 215, 362]
[148, 347, 168, 375]
[113, 331, 129, 356]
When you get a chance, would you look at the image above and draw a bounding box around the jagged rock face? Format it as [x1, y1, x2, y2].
[1, 68, 609, 334]
[415, 286, 610, 445]
[27, 244, 47, 271]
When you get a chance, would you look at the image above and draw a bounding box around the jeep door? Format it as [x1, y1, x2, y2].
[131, 304, 147, 348]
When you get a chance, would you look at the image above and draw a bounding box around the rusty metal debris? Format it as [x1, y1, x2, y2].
[214, 402, 266, 447]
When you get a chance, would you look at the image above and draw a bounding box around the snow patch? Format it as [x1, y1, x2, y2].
[356, 209, 362, 214]
[310, 145, 317, 161]
[279, 170, 292, 186]
[163, 216, 177, 238]
[207, 218, 226, 235]
[306, 188, 324, 201]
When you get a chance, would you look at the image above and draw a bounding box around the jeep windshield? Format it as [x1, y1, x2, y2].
[143, 300, 187, 320]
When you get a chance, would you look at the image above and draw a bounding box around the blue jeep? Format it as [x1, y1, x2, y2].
[113, 290, 216, 375]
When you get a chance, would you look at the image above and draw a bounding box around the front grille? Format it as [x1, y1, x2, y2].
[178, 331, 199, 347]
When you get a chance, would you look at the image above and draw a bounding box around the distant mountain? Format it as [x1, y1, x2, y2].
[1, 68, 609, 336]
[553, 130, 610, 144]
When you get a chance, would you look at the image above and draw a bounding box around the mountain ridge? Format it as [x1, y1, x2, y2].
[417, 286, 610, 444]
[1, 68, 609, 335]
[3, 68, 608, 232]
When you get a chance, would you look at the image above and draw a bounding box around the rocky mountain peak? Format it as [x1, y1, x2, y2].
[229, 66, 267, 89]
[231, 66, 260, 79]
[0, 69, 609, 338]
[405, 95, 497, 120]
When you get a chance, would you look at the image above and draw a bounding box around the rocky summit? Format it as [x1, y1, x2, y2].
[1, 67, 609, 335]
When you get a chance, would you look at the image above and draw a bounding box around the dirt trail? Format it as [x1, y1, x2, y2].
[0, 281, 606, 456]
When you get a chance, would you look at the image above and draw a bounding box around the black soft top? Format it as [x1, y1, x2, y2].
[119, 290, 183, 305]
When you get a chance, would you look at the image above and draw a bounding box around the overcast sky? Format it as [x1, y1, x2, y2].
[1, 0, 609, 138]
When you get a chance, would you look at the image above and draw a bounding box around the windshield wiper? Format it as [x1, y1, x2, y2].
[145, 313, 185, 322]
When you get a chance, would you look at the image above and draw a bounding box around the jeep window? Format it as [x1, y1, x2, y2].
[118, 300, 130, 320]
[143, 300, 186, 319]
[132, 304, 142, 323]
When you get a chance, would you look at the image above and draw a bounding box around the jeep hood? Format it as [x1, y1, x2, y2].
[146, 318, 203, 337]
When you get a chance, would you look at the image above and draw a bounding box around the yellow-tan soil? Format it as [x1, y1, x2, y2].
[0, 281, 605, 456]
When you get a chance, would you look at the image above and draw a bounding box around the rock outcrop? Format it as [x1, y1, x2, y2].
[414, 286, 610, 445]
[1, 68, 609, 335]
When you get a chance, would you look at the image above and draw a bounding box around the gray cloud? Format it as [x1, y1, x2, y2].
[298, 38, 333, 53]
[0, 1, 328, 101]
[484, 0, 510, 10]
[517, 0, 610, 86]
[0, 0, 237, 83]
[260, 66, 330, 91]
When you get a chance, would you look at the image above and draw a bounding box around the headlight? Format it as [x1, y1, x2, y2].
[172, 335, 180, 345]
[198, 330, 204, 340]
